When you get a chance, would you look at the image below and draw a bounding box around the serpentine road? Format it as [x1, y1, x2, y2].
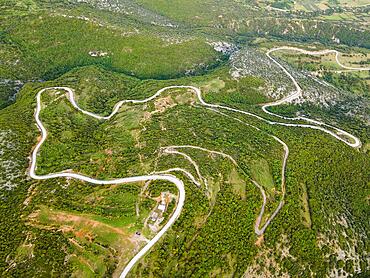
[29, 47, 364, 277]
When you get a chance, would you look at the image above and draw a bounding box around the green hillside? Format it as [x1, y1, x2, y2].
[1, 0, 369, 277]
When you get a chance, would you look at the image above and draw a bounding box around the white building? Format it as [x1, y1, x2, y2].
[158, 203, 166, 212]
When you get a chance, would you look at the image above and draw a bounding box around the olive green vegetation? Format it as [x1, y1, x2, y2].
[132, 109, 370, 277]
[136, 0, 370, 48]
[323, 71, 369, 96]
[1, 13, 221, 81]
[1, 0, 369, 110]
[250, 158, 275, 190]
[0, 79, 154, 276]
[201, 75, 268, 105]
[273, 51, 370, 97]
[36, 67, 283, 193]
[0, 68, 269, 275]
[1, 64, 369, 276]
[1, 0, 370, 276]
[0, 8, 222, 108]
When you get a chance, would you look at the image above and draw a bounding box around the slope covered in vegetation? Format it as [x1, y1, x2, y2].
[1, 0, 369, 277]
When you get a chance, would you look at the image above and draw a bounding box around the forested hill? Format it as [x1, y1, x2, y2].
[1, 0, 369, 277]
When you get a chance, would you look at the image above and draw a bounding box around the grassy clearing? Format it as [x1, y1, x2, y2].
[207, 178, 221, 205]
[300, 183, 312, 228]
[228, 168, 246, 200]
[15, 241, 34, 262]
[250, 158, 275, 190]
[200, 78, 226, 93]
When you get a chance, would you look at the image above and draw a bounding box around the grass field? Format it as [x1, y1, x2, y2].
[250, 158, 275, 190]
[228, 168, 247, 200]
[300, 183, 312, 228]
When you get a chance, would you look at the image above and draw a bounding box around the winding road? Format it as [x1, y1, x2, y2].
[29, 46, 365, 277]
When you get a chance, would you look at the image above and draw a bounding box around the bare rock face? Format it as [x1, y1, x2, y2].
[229, 46, 369, 124]
[207, 41, 238, 55]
